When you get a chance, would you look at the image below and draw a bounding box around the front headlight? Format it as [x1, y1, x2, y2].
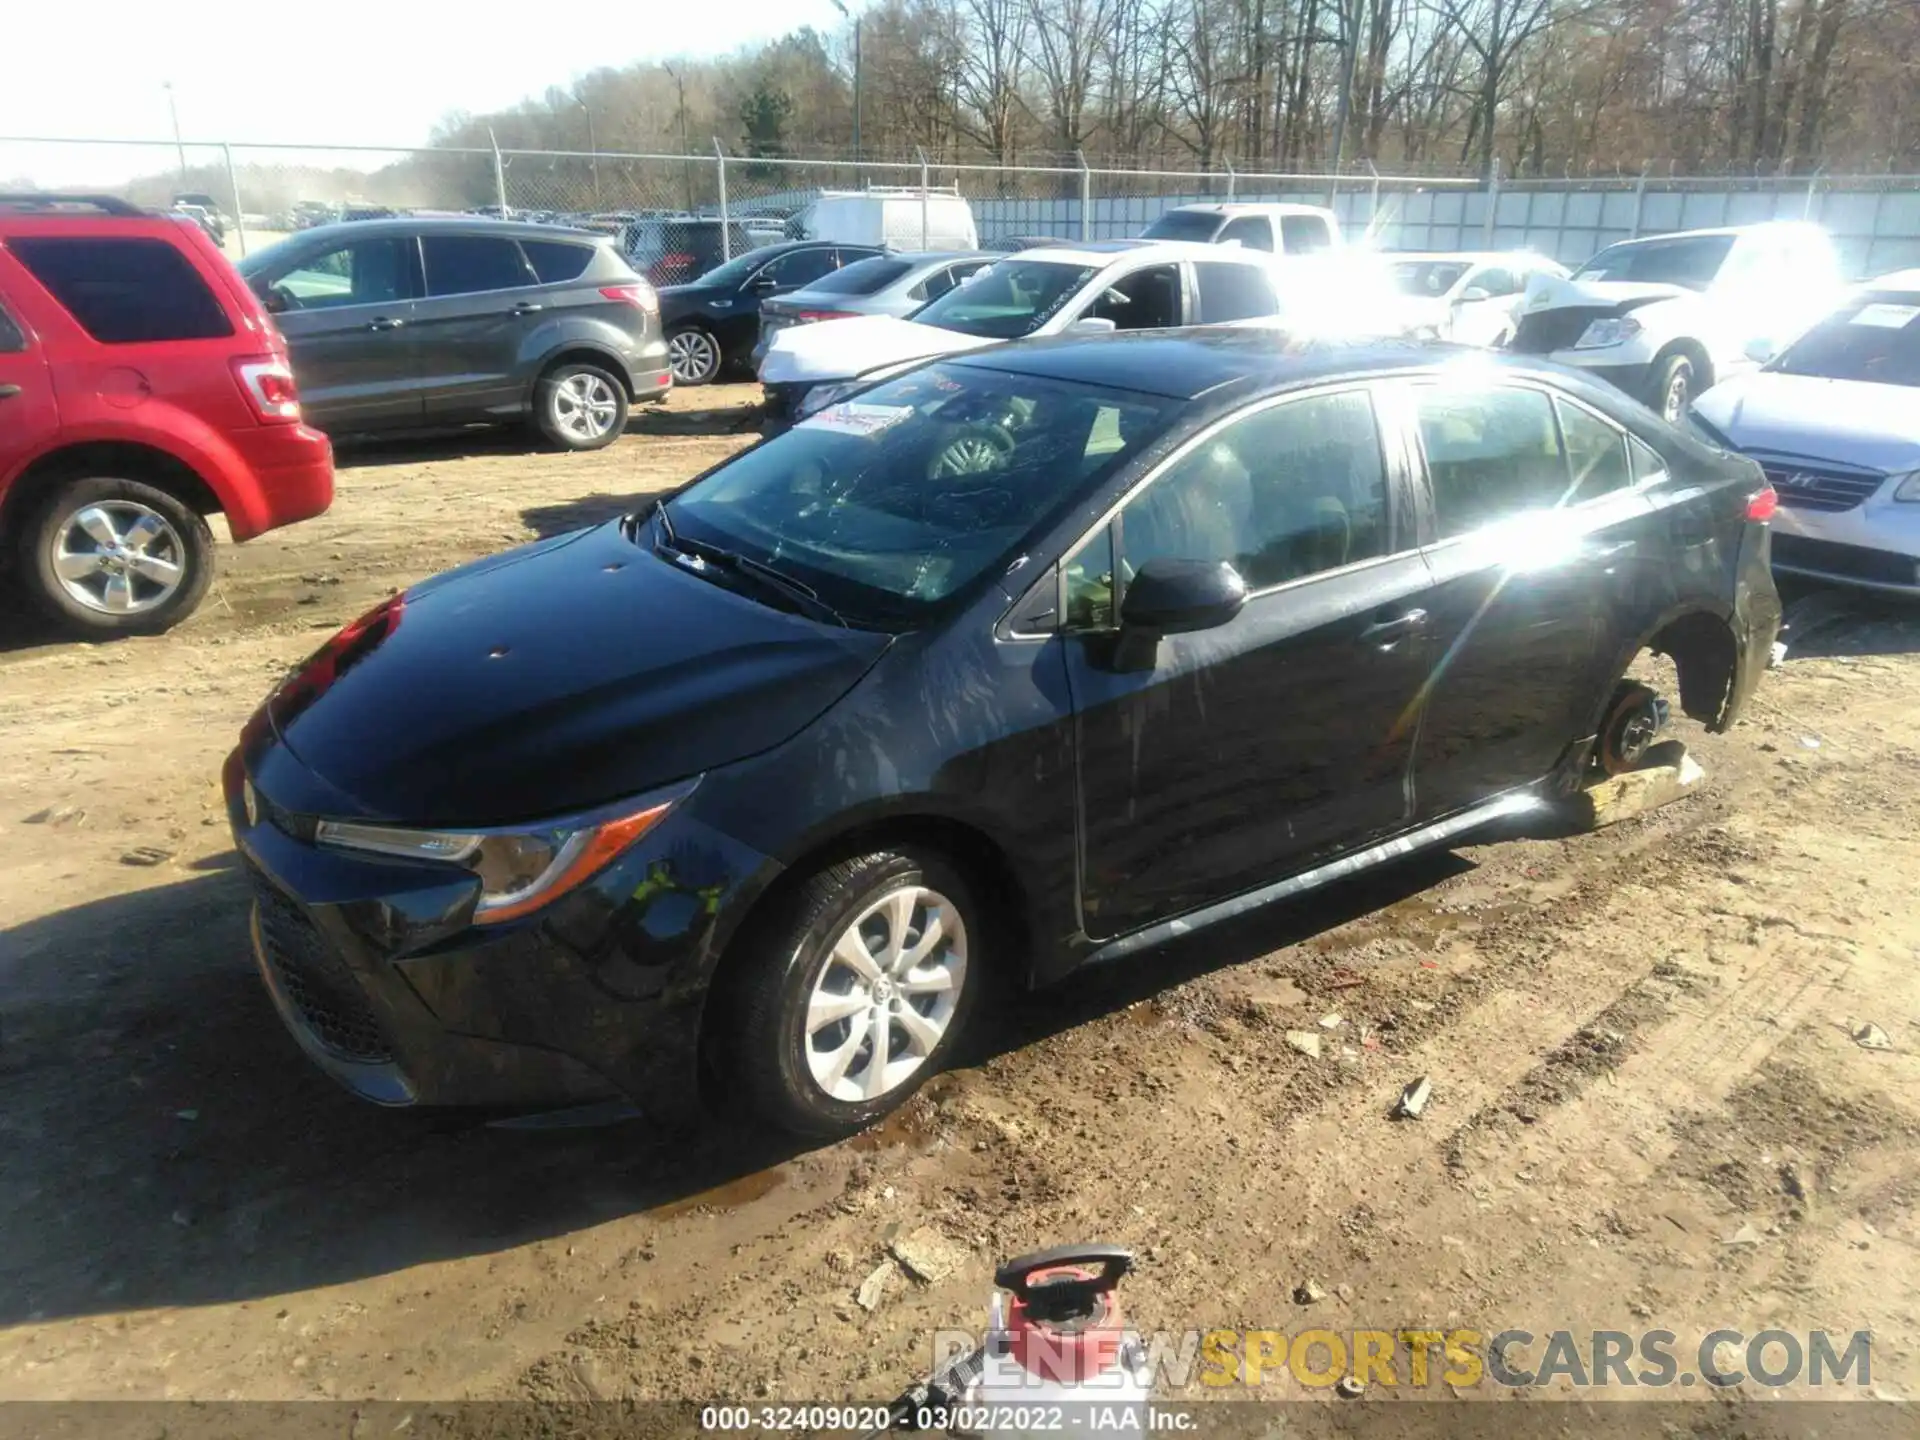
[1893, 471, 1920, 503]
[315, 784, 692, 924]
[1574, 316, 1642, 349]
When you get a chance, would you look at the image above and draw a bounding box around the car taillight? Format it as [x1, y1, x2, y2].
[232, 357, 301, 423]
[797, 309, 857, 322]
[1746, 483, 1779, 522]
[600, 282, 659, 314]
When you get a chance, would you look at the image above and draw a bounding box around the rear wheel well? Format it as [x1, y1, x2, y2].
[2, 443, 220, 554]
[1646, 610, 1739, 732]
[695, 814, 1031, 1095]
[536, 348, 634, 401]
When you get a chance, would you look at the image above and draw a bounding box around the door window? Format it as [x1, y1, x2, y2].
[421, 235, 536, 297]
[273, 238, 414, 309]
[521, 239, 595, 284]
[1085, 264, 1181, 330]
[1194, 262, 1280, 323]
[1414, 384, 1571, 538]
[1556, 398, 1632, 500]
[1279, 214, 1334, 254]
[918, 260, 988, 301]
[1072, 390, 1388, 620]
[1472, 266, 1519, 297]
[1218, 216, 1274, 252]
[1628, 435, 1668, 482]
[0, 300, 23, 352]
[9, 237, 232, 342]
[758, 248, 837, 290]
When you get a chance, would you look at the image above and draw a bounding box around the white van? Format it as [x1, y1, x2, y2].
[791, 188, 979, 252]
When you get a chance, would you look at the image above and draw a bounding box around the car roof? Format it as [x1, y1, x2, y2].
[1161, 202, 1334, 217]
[1012, 239, 1263, 266]
[1863, 268, 1920, 292]
[1383, 251, 1540, 264]
[948, 326, 1494, 401]
[289, 216, 608, 245]
[1597, 221, 1825, 248]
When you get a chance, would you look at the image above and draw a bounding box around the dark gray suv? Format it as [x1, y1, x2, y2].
[237, 219, 671, 451]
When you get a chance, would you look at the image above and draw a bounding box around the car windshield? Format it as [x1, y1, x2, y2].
[1389, 261, 1471, 296]
[1768, 293, 1920, 387]
[1573, 235, 1736, 291]
[660, 362, 1175, 624]
[910, 260, 1097, 338]
[1141, 211, 1223, 242]
[806, 257, 914, 296]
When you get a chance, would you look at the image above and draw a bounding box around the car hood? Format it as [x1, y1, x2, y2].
[266, 523, 891, 827]
[1692, 372, 1920, 474]
[1523, 272, 1693, 313]
[757, 314, 994, 385]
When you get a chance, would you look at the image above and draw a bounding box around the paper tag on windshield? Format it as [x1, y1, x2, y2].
[1850, 303, 1920, 329]
[799, 402, 914, 437]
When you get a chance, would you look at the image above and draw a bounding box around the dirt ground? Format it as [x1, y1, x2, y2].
[3, 387, 1919, 1415]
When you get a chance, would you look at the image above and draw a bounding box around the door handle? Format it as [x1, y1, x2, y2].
[1358, 608, 1429, 646]
[0, 384, 19, 401]
[367, 316, 405, 331]
[510, 301, 544, 315]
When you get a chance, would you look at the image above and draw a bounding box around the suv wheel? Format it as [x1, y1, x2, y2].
[667, 326, 722, 386]
[18, 476, 214, 636]
[725, 849, 982, 1138]
[1651, 353, 1696, 423]
[535, 362, 629, 451]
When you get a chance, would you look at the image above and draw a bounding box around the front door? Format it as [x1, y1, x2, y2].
[0, 290, 57, 484]
[1061, 386, 1434, 939]
[1393, 379, 1650, 820]
[1450, 264, 1523, 346]
[263, 234, 423, 431]
[412, 233, 546, 419]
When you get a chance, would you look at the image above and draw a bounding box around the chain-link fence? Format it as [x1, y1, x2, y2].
[7, 135, 1920, 278]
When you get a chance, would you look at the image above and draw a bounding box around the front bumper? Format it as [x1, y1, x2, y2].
[1771, 496, 1920, 595]
[227, 752, 775, 1114]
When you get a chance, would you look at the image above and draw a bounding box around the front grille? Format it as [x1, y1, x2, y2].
[1772, 533, 1920, 588]
[1761, 464, 1886, 514]
[248, 865, 393, 1063]
[1510, 305, 1614, 355]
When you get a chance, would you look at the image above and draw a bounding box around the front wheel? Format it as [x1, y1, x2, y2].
[17, 475, 214, 636]
[723, 849, 983, 1137]
[667, 326, 722, 386]
[1650, 353, 1697, 423]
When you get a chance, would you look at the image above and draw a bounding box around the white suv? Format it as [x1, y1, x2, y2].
[1509, 222, 1843, 421]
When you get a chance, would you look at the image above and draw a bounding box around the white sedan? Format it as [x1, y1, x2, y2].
[1378, 251, 1567, 347]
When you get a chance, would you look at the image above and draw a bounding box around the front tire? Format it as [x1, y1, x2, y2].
[724, 849, 983, 1138]
[666, 326, 723, 386]
[17, 475, 214, 636]
[535, 362, 629, 451]
[1649, 352, 1697, 423]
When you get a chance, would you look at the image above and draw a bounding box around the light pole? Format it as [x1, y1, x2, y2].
[576, 94, 601, 206]
[830, 0, 861, 165]
[662, 62, 695, 210]
[162, 81, 186, 181]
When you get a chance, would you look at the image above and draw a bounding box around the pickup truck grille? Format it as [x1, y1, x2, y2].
[1760, 464, 1886, 514]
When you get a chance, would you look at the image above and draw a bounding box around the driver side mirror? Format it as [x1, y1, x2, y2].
[748, 274, 779, 294]
[1456, 286, 1491, 304]
[1066, 316, 1118, 336]
[1743, 336, 1779, 364]
[1109, 558, 1248, 671]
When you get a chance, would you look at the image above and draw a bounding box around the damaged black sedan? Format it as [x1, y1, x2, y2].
[227, 330, 1781, 1137]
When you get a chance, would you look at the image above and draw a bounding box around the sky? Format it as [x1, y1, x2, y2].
[1, 0, 845, 183]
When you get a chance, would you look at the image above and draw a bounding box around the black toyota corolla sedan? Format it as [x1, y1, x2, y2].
[227, 329, 1781, 1137]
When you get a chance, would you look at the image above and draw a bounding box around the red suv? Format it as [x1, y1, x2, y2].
[0, 194, 334, 635]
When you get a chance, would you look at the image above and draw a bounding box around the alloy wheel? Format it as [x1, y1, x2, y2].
[803, 884, 968, 1103]
[668, 330, 720, 384]
[48, 500, 187, 616]
[1662, 368, 1691, 422]
[551, 372, 621, 442]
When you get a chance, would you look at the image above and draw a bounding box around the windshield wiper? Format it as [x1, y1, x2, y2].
[646, 503, 849, 628]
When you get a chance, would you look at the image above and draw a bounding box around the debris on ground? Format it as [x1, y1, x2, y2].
[1293, 1279, 1326, 1304]
[1318, 1012, 1344, 1030]
[1393, 1076, 1433, 1120]
[1335, 1376, 1365, 1399]
[119, 846, 175, 867]
[1722, 1222, 1764, 1247]
[1564, 742, 1705, 830]
[1285, 1031, 1323, 1058]
[889, 1227, 969, 1284]
[855, 1261, 895, 1311]
[25, 805, 86, 827]
[1853, 1022, 1894, 1051]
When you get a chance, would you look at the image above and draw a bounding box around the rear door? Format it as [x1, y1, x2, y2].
[1192, 259, 1281, 323]
[412, 233, 546, 419]
[258, 232, 423, 429]
[1388, 378, 1653, 819]
[0, 287, 58, 488]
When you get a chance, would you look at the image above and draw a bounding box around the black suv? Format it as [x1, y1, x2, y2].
[229, 330, 1781, 1138]
[658, 239, 883, 384]
[237, 218, 671, 450]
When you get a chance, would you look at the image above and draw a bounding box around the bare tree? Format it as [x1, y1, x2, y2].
[1028, 0, 1119, 156]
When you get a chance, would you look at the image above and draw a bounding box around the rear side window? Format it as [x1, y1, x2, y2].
[521, 240, 594, 285]
[1195, 262, 1279, 323]
[421, 235, 536, 296]
[8, 237, 232, 343]
[0, 301, 23, 352]
[1414, 384, 1569, 538]
[1556, 398, 1632, 499]
[809, 257, 914, 296]
[1280, 214, 1334, 254]
[1629, 435, 1668, 480]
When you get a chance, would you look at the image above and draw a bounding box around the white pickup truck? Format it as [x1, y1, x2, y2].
[1508, 221, 1844, 421]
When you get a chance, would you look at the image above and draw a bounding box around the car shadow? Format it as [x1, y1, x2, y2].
[0, 845, 1471, 1326]
[1775, 580, 1920, 660]
[328, 427, 558, 470]
[520, 492, 665, 538]
[628, 393, 765, 439]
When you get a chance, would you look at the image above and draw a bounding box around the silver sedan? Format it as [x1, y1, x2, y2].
[752, 251, 992, 371]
